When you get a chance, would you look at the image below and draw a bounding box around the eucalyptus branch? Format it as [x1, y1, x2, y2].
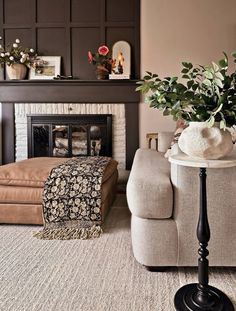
[136, 52, 236, 128]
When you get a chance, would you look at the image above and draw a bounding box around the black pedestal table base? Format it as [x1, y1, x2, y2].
[174, 283, 234, 311]
[174, 167, 234, 311]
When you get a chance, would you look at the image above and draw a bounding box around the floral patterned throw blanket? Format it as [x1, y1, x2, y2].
[33, 156, 111, 240]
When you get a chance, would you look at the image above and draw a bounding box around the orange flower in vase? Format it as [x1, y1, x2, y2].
[88, 45, 114, 80]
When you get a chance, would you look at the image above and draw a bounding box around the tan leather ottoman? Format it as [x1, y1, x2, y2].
[0, 157, 118, 224]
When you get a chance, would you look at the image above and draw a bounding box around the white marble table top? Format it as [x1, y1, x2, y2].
[169, 147, 236, 168]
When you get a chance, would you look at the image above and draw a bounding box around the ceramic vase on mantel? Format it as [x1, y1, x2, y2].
[178, 122, 233, 160]
[6, 63, 27, 80]
[95, 65, 109, 80]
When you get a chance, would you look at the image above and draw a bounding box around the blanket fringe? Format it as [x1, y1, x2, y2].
[33, 224, 102, 240]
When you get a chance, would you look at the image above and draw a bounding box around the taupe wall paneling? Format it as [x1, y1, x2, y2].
[105, 0, 140, 79]
[72, 28, 100, 79]
[4, 0, 32, 24]
[106, 0, 135, 22]
[71, 0, 100, 22]
[37, 0, 66, 23]
[0, 0, 140, 79]
[4, 29, 33, 47]
[37, 28, 67, 75]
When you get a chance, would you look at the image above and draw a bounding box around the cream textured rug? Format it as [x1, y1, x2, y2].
[0, 195, 235, 311]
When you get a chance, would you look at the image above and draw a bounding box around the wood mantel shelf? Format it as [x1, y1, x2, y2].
[0, 80, 140, 103]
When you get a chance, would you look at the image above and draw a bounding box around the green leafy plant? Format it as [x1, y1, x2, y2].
[136, 52, 236, 129]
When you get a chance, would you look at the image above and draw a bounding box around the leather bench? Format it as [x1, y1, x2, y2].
[0, 157, 118, 224]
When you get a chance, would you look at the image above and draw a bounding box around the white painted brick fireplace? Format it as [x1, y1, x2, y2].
[14, 103, 126, 169]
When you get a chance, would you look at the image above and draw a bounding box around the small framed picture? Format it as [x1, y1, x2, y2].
[29, 56, 61, 80]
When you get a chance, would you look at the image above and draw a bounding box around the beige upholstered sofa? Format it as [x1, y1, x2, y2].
[127, 132, 236, 269]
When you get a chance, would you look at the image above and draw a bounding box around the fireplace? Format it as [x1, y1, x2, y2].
[27, 114, 112, 158]
[0, 81, 139, 169]
[14, 103, 126, 169]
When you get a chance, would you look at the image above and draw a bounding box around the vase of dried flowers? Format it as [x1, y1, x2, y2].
[0, 37, 37, 80]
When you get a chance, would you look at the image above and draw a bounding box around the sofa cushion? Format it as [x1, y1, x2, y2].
[127, 149, 173, 219]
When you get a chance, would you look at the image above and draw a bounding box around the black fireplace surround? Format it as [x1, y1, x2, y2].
[27, 114, 112, 159]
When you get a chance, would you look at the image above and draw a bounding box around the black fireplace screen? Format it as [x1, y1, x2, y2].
[27, 114, 112, 158]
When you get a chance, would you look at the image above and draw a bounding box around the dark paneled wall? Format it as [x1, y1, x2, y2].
[0, 0, 140, 79]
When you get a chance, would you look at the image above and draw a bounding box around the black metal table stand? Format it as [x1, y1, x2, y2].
[174, 167, 235, 311]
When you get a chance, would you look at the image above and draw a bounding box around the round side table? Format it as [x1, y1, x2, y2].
[169, 151, 236, 311]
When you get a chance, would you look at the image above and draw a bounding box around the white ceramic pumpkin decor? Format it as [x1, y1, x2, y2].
[178, 122, 233, 160]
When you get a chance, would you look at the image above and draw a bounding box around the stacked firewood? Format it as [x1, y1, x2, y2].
[53, 126, 101, 156]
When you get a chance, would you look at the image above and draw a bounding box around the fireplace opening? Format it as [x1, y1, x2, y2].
[27, 114, 112, 158]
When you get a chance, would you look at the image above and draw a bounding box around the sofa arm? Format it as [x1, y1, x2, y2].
[127, 149, 173, 219]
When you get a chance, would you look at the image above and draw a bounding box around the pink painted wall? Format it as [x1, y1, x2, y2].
[139, 0, 236, 148]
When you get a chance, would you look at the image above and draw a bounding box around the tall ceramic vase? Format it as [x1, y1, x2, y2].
[6, 63, 27, 80]
[178, 122, 233, 159]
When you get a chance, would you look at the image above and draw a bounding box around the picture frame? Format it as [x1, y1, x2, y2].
[29, 56, 61, 80]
